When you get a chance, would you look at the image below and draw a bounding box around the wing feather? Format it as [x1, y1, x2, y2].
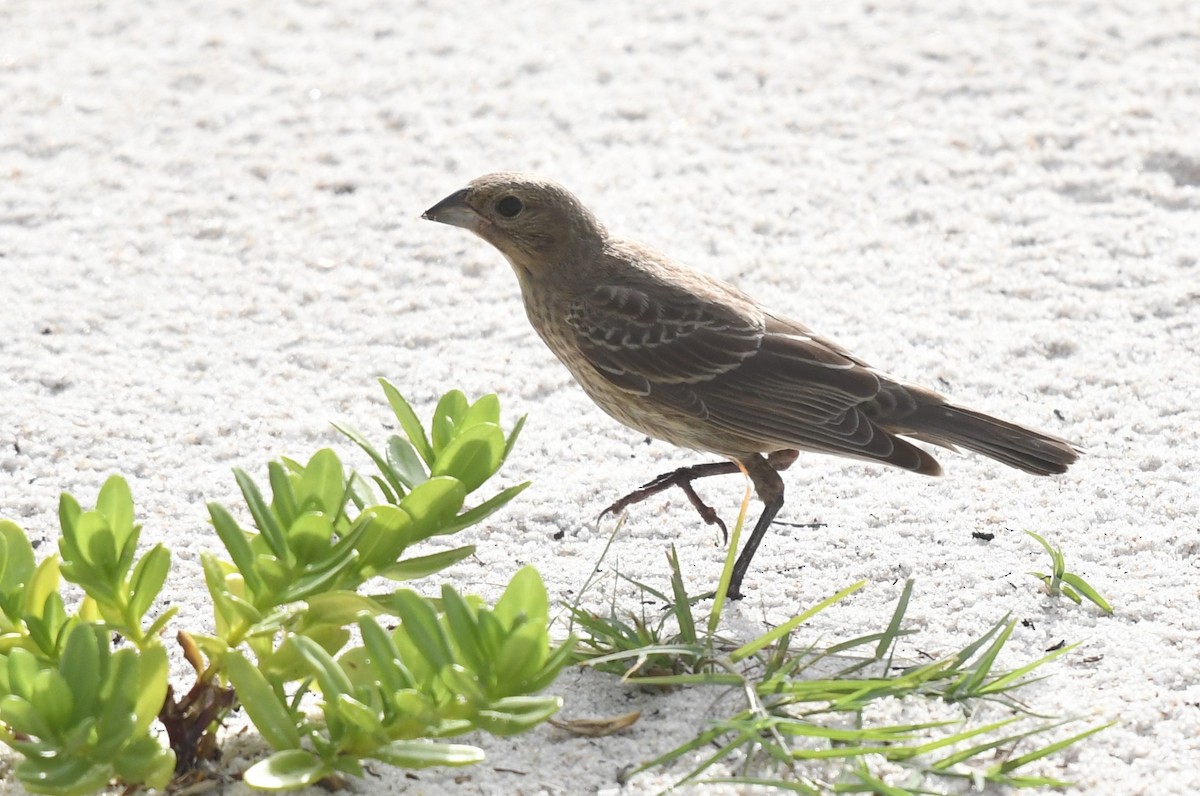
[567, 284, 762, 385]
[566, 281, 939, 472]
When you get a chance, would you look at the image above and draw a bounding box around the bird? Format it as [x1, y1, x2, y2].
[422, 172, 1081, 599]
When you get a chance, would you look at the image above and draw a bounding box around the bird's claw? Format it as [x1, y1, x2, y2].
[675, 479, 728, 544]
[599, 465, 732, 544]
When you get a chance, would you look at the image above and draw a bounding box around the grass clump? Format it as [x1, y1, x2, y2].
[569, 494, 1111, 793]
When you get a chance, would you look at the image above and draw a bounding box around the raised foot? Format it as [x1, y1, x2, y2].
[599, 461, 741, 542]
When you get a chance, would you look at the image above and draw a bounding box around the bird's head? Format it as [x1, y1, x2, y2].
[422, 172, 607, 280]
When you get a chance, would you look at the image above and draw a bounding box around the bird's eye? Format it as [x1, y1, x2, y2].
[496, 195, 524, 218]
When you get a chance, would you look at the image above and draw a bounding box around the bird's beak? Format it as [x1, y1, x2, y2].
[422, 188, 478, 230]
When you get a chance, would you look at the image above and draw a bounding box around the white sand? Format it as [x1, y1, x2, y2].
[2, 0, 1198, 793]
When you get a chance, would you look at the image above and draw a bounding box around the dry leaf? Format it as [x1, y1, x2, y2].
[549, 710, 641, 737]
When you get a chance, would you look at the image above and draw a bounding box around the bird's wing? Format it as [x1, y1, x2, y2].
[567, 286, 937, 470]
[565, 283, 763, 392]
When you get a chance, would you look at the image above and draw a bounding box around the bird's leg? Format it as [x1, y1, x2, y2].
[601, 449, 799, 597]
[728, 453, 789, 600]
[600, 461, 741, 540]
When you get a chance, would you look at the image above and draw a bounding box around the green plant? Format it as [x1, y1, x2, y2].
[567, 525, 710, 679]
[570, 496, 1112, 793]
[0, 380, 572, 794]
[227, 567, 572, 789]
[567, 482, 758, 680]
[1025, 530, 1113, 613]
[0, 509, 175, 796]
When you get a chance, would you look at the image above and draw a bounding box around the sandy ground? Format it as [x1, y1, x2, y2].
[2, 0, 1198, 793]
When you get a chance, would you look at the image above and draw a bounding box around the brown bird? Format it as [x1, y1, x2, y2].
[422, 172, 1080, 598]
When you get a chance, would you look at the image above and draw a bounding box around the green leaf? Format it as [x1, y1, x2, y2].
[1, 694, 55, 739]
[371, 740, 484, 769]
[667, 545, 697, 645]
[730, 580, 866, 664]
[1060, 583, 1085, 605]
[23, 554, 61, 618]
[13, 755, 113, 796]
[462, 393, 501, 429]
[303, 591, 382, 626]
[1060, 572, 1113, 614]
[335, 693, 381, 732]
[977, 642, 1078, 696]
[128, 544, 171, 623]
[458, 393, 496, 432]
[398, 477, 466, 541]
[207, 503, 263, 595]
[392, 590, 454, 671]
[57, 493, 81, 543]
[223, 650, 302, 750]
[494, 566, 548, 631]
[875, 579, 914, 660]
[112, 736, 175, 789]
[234, 469, 289, 562]
[380, 379, 434, 466]
[352, 505, 414, 572]
[388, 689, 439, 733]
[473, 695, 562, 736]
[957, 620, 1016, 697]
[276, 570, 352, 608]
[334, 422, 407, 499]
[297, 449, 346, 516]
[991, 721, 1115, 774]
[474, 610, 507, 662]
[41, 592, 73, 655]
[501, 414, 527, 466]
[22, 613, 56, 659]
[434, 482, 529, 537]
[387, 436, 429, 490]
[286, 512, 335, 565]
[254, 554, 291, 601]
[133, 643, 170, 735]
[332, 756, 365, 779]
[431, 424, 506, 493]
[225, 590, 266, 632]
[439, 663, 488, 705]
[292, 634, 355, 698]
[491, 622, 549, 695]
[431, 390, 469, 454]
[73, 511, 116, 573]
[58, 624, 101, 723]
[95, 475, 135, 549]
[1025, 529, 1055, 558]
[358, 616, 412, 692]
[346, 471, 379, 509]
[261, 625, 352, 681]
[201, 554, 238, 633]
[185, 632, 229, 663]
[6, 647, 41, 700]
[379, 545, 476, 582]
[0, 520, 35, 594]
[440, 585, 487, 675]
[242, 749, 329, 790]
[268, 461, 299, 529]
[143, 605, 178, 640]
[94, 651, 137, 745]
[368, 474, 397, 505]
[520, 636, 577, 694]
[314, 516, 369, 577]
[32, 669, 73, 731]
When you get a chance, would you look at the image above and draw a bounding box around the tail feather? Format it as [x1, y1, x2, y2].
[898, 404, 1081, 476]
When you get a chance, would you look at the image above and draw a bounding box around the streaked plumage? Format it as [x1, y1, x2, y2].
[423, 172, 1081, 597]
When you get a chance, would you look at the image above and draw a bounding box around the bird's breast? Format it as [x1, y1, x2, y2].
[516, 284, 753, 455]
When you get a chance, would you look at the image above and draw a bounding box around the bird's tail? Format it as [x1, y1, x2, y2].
[900, 404, 1081, 476]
